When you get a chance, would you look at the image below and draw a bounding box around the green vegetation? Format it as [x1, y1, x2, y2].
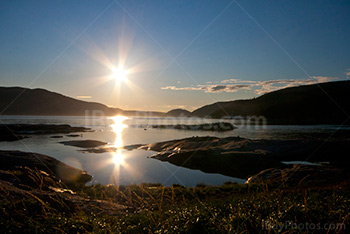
[1, 169, 349, 233]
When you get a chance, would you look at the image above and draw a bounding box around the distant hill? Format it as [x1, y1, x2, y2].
[166, 109, 191, 117]
[2, 81, 350, 124]
[192, 80, 350, 124]
[122, 110, 165, 117]
[0, 87, 122, 116]
[0, 87, 164, 117]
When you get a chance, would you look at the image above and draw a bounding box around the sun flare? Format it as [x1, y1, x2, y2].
[111, 66, 128, 82]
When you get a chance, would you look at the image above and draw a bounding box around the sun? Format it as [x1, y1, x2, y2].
[111, 66, 128, 82]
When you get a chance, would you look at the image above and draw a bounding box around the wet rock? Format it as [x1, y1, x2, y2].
[131, 122, 236, 132]
[151, 149, 284, 178]
[0, 124, 91, 142]
[66, 134, 81, 137]
[138, 136, 350, 179]
[60, 140, 107, 148]
[50, 135, 64, 138]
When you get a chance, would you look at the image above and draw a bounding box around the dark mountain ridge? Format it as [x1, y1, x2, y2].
[1, 80, 350, 124]
[0, 87, 165, 117]
[192, 80, 350, 124]
[0, 87, 121, 116]
[166, 109, 192, 117]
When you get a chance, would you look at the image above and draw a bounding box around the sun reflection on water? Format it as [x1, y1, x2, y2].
[109, 116, 128, 184]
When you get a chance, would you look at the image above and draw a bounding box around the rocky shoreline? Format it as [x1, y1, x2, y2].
[1, 123, 349, 186]
[131, 122, 236, 132]
[135, 136, 350, 183]
[60, 135, 350, 185]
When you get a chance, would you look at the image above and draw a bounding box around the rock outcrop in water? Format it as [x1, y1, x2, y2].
[131, 122, 236, 132]
[138, 136, 284, 178]
[59, 140, 107, 148]
[137, 136, 350, 178]
[0, 124, 91, 142]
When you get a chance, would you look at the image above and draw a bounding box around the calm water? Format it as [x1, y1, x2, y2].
[0, 115, 349, 186]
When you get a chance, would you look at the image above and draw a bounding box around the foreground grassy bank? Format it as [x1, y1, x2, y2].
[1, 169, 349, 234]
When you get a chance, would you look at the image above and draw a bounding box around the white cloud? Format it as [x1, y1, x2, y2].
[204, 84, 251, 93]
[221, 78, 256, 84]
[311, 76, 338, 83]
[162, 76, 341, 95]
[162, 84, 251, 93]
[161, 86, 203, 91]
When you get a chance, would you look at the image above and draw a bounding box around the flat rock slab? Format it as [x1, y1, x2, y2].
[50, 135, 64, 138]
[66, 134, 81, 137]
[60, 140, 107, 148]
[136, 136, 350, 179]
[139, 136, 350, 167]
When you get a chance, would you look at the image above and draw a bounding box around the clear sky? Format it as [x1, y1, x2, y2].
[1, 0, 349, 111]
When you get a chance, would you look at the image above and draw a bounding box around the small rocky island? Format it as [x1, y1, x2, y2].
[0, 124, 91, 141]
[136, 136, 350, 183]
[131, 122, 236, 132]
[59, 140, 107, 148]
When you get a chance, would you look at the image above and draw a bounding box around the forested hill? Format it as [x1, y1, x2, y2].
[192, 81, 350, 124]
[0, 87, 121, 116]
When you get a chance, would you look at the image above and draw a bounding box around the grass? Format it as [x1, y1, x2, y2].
[0, 169, 349, 233]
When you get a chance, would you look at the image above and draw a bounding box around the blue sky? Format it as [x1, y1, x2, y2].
[1, 0, 349, 111]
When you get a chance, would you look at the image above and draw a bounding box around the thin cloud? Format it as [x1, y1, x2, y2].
[161, 86, 203, 91]
[162, 84, 251, 93]
[204, 84, 251, 93]
[162, 76, 340, 94]
[221, 78, 256, 84]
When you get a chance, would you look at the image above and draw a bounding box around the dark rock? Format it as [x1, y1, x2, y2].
[152, 149, 284, 178]
[0, 124, 91, 142]
[60, 140, 107, 148]
[166, 109, 191, 117]
[50, 135, 64, 138]
[66, 134, 81, 137]
[139, 136, 350, 179]
[131, 122, 236, 132]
